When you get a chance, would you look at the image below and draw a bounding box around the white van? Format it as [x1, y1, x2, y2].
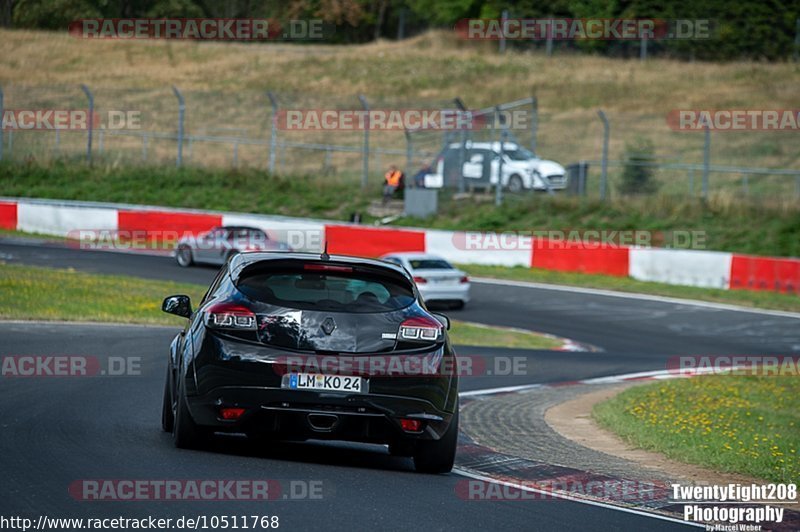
[423, 141, 566, 192]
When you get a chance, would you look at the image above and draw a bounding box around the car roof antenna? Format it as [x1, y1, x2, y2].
[320, 241, 330, 261]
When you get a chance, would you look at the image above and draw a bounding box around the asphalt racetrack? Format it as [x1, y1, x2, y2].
[2, 239, 799, 531]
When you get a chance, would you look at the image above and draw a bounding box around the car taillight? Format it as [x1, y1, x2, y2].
[460, 276, 470, 283]
[219, 407, 246, 420]
[205, 302, 256, 330]
[400, 419, 423, 432]
[413, 276, 427, 284]
[399, 316, 442, 342]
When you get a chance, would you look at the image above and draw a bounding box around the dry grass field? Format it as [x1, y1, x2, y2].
[0, 28, 798, 190]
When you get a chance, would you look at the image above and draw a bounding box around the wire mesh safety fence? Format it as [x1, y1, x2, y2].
[0, 83, 797, 204]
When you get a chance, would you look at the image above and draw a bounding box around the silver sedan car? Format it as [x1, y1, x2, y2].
[175, 226, 291, 267]
[380, 252, 470, 309]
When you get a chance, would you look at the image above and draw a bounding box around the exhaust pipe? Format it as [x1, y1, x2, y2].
[307, 413, 339, 432]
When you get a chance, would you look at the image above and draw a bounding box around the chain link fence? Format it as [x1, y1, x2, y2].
[0, 83, 798, 204]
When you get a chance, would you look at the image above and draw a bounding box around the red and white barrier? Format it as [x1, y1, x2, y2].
[17, 202, 118, 236]
[629, 248, 732, 289]
[1, 197, 799, 296]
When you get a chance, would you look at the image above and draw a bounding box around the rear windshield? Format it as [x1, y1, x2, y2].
[236, 270, 415, 313]
[409, 259, 452, 270]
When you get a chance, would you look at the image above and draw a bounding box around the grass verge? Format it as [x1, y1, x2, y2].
[593, 376, 800, 483]
[0, 262, 560, 349]
[2, 162, 799, 258]
[461, 264, 800, 313]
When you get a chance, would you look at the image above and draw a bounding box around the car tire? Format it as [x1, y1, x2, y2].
[176, 245, 193, 268]
[161, 365, 174, 432]
[508, 174, 524, 193]
[172, 376, 206, 449]
[413, 405, 459, 474]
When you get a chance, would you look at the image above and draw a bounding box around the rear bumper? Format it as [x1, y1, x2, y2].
[186, 386, 455, 443]
[418, 283, 470, 303]
[186, 330, 459, 444]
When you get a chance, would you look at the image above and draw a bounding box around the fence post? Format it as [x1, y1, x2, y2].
[688, 167, 694, 197]
[404, 129, 413, 175]
[702, 125, 710, 199]
[172, 85, 185, 168]
[0, 85, 4, 161]
[267, 91, 278, 174]
[358, 94, 370, 189]
[495, 106, 505, 206]
[545, 18, 554, 56]
[795, 175, 800, 199]
[397, 7, 406, 40]
[80, 84, 94, 164]
[499, 9, 508, 53]
[530, 95, 538, 154]
[794, 18, 800, 62]
[597, 110, 609, 200]
[453, 97, 467, 194]
[640, 35, 648, 60]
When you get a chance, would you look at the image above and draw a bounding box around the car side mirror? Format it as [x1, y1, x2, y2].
[162, 295, 192, 318]
[432, 313, 451, 331]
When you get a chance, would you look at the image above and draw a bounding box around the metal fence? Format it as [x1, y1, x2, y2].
[0, 83, 798, 204]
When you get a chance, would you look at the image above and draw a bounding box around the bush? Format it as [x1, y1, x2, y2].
[619, 139, 659, 196]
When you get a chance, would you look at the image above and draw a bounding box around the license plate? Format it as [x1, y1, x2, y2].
[284, 373, 364, 393]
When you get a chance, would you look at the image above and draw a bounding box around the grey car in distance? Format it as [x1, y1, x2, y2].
[174, 226, 291, 267]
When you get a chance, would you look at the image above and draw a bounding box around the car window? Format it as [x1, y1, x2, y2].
[229, 228, 267, 240]
[504, 146, 536, 161]
[237, 271, 415, 313]
[408, 259, 453, 270]
[205, 228, 224, 238]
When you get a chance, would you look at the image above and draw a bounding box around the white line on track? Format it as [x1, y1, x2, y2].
[472, 277, 800, 320]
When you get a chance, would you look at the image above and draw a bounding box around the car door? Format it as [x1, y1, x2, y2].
[194, 227, 225, 264]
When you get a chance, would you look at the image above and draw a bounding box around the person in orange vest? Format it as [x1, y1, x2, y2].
[383, 164, 405, 204]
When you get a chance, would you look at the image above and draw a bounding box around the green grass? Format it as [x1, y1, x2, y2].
[0, 162, 375, 221]
[461, 264, 800, 313]
[0, 262, 204, 325]
[0, 262, 559, 349]
[2, 162, 800, 258]
[594, 376, 800, 483]
[449, 320, 562, 350]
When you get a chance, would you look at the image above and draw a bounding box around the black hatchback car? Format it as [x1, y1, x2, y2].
[161, 251, 459, 473]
